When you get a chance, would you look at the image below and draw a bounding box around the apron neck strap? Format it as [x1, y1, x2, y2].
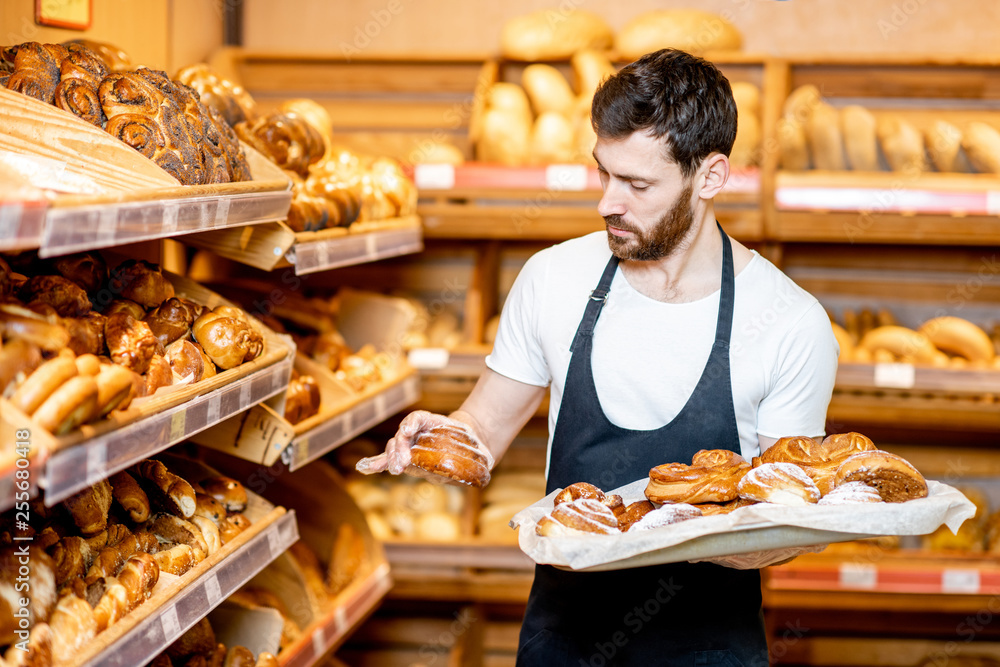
[569, 253, 619, 352]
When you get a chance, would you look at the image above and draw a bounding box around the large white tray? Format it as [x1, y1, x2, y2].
[510, 479, 976, 572]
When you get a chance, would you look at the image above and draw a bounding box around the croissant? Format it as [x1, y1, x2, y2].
[645, 449, 750, 504]
[54, 43, 108, 127]
[5, 42, 66, 104]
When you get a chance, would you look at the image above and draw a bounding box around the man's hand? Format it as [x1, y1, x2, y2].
[355, 410, 493, 479]
[690, 544, 827, 570]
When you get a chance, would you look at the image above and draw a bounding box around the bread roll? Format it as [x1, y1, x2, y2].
[738, 462, 821, 505]
[529, 111, 576, 165]
[554, 482, 605, 506]
[49, 594, 97, 663]
[522, 64, 575, 117]
[109, 470, 151, 523]
[500, 9, 612, 61]
[783, 85, 822, 124]
[571, 49, 616, 99]
[409, 424, 492, 487]
[806, 102, 847, 170]
[133, 459, 197, 518]
[961, 121, 1000, 174]
[924, 119, 972, 173]
[840, 105, 880, 171]
[777, 117, 811, 170]
[535, 498, 619, 536]
[615, 10, 741, 60]
[573, 109, 598, 165]
[477, 108, 530, 166]
[731, 82, 760, 116]
[818, 481, 883, 505]
[731, 109, 760, 168]
[877, 116, 928, 173]
[153, 544, 197, 576]
[484, 83, 533, 129]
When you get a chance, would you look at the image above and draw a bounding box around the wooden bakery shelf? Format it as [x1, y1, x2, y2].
[828, 390, 1000, 433]
[414, 164, 763, 242]
[836, 362, 1000, 396]
[773, 171, 1000, 245]
[35, 273, 295, 506]
[67, 454, 300, 667]
[0, 198, 47, 252]
[0, 87, 293, 258]
[185, 215, 424, 274]
[278, 561, 393, 667]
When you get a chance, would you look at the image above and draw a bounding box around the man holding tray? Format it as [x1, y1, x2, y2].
[359, 49, 838, 666]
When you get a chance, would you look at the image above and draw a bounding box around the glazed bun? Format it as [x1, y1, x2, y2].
[409, 424, 492, 488]
[535, 498, 619, 537]
[738, 462, 821, 505]
[645, 449, 750, 504]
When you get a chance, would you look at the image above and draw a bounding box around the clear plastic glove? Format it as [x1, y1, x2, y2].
[354, 410, 494, 484]
[690, 544, 827, 570]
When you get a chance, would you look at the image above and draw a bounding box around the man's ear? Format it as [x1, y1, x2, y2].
[697, 153, 730, 200]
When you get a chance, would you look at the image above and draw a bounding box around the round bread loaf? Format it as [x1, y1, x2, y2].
[615, 10, 741, 60]
[500, 9, 612, 61]
[410, 424, 491, 488]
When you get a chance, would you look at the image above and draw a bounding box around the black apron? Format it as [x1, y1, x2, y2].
[516, 224, 768, 667]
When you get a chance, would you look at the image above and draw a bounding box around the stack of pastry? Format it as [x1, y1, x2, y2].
[2, 41, 251, 185]
[0, 252, 265, 436]
[146, 617, 279, 667]
[174, 63, 258, 128]
[282, 369, 321, 426]
[0, 460, 253, 665]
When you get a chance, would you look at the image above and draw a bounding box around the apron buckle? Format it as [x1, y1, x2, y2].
[589, 288, 609, 303]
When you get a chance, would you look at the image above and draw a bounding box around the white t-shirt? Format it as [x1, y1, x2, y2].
[485, 232, 838, 469]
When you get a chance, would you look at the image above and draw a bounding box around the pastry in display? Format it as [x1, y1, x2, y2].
[841, 105, 880, 171]
[62, 39, 132, 73]
[645, 449, 751, 504]
[283, 369, 321, 425]
[3, 42, 67, 104]
[192, 307, 264, 370]
[54, 42, 109, 128]
[833, 450, 928, 503]
[233, 111, 325, 177]
[737, 462, 821, 505]
[535, 498, 620, 536]
[627, 503, 703, 532]
[175, 63, 258, 128]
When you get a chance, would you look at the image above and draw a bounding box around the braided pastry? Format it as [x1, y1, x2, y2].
[4, 42, 66, 104]
[833, 450, 928, 503]
[54, 43, 108, 127]
[645, 449, 751, 504]
[234, 111, 325, 177]
[535, 498, 620, 536]
[409, 424, 492, 487]
[737, 462, 821, 505]
[175, 63, 258, 127]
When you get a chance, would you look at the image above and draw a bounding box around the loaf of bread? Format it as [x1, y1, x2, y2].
[924, 119, 972, 173]
[615, 10, 741, 60]
[529, 111, 575, 165]
[521, 64, 575, 118]
[500, 9, 612, 61]
[806, 102, 847, 170]
[961, 121, 1000, 174]
[571, 49, 616, 100]
[877, 115, 928, 173]
[730, 82, 761, 167]
[840, 105, 880, 171]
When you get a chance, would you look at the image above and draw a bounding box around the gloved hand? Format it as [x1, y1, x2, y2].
[690, 543, 827, 570]
[355, 410, 494, 484]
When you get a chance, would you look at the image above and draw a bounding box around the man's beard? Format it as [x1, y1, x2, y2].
[604, 184, 694, 261]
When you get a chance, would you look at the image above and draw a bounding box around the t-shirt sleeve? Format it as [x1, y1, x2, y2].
[484, 250, 552, 387]
[756, 301, 838, 439]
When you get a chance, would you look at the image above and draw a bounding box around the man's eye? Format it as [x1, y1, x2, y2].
[630, 182, 648, 191]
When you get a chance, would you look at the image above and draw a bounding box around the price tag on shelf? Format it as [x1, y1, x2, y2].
[942, 569, 980, 594]
[170, 410, 186, 441]
[97, 207, 117, 243]
[408, 347, 450, 370]
[873, 362, 915, 389]
[0, 203, 22, 238]
[414, 163, 455, 190]
[214, 198, 231, 228]
[159, 605, 181, 640]
[85, 443, 108, 487]
[335, 607, 348, 633]
[267, 527, 281, 558]
[838, 563, 877, 589]
[987, 191, 1000, 216]
[239, 381, 252, 409]
[545, 164, 588, 191]
[312, 626, 326, 657]
[374, 392, 388, 418]
[365, 232, 378, 258]
[204, 573, 222, 606]
[206, 394, 221, 425]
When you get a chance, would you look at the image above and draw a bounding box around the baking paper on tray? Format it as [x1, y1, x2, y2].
[510, 478, 976, 571]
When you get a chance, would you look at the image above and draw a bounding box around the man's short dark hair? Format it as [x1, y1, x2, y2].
[591, 49, 737, 178]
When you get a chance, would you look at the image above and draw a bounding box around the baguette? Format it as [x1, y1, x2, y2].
[877, 116, 928, 173]
[806, 102, 847, 170]
[924, 119, 972, 173]
[840, 105, 879, 171]
[961, 121, 1000, 174]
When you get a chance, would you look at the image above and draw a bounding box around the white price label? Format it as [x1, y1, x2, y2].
[414, 163, 455, 190]
[204, 573, 222, 605]
[334, 607, 348, 633]
[97, 208, 117, 242]
[170, 410, 186, 441]
[85, 444, 107, 486]
[365, 232, 378, 258]
[839, 563, 877, 589]
[267, 527, 281, 557]
[408, 347, 450, 370]
[942, 569, 980, 594]
[0, 203, 22, 238]
[239, 381, 252, 408]
[214, 198, 231, 228]
[312, 626, 326, 656]
[873, 362, 915, 389]
[207, 395, 221, 424]
[160, 605, 181, 639]
[545, 164, 588, 191]
[374, 392, 388, 417]
[987, 191, 1000, 216]
[162, 204, 179, 234]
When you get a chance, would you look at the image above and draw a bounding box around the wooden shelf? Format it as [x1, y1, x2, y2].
[0, 199, 47, 252]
